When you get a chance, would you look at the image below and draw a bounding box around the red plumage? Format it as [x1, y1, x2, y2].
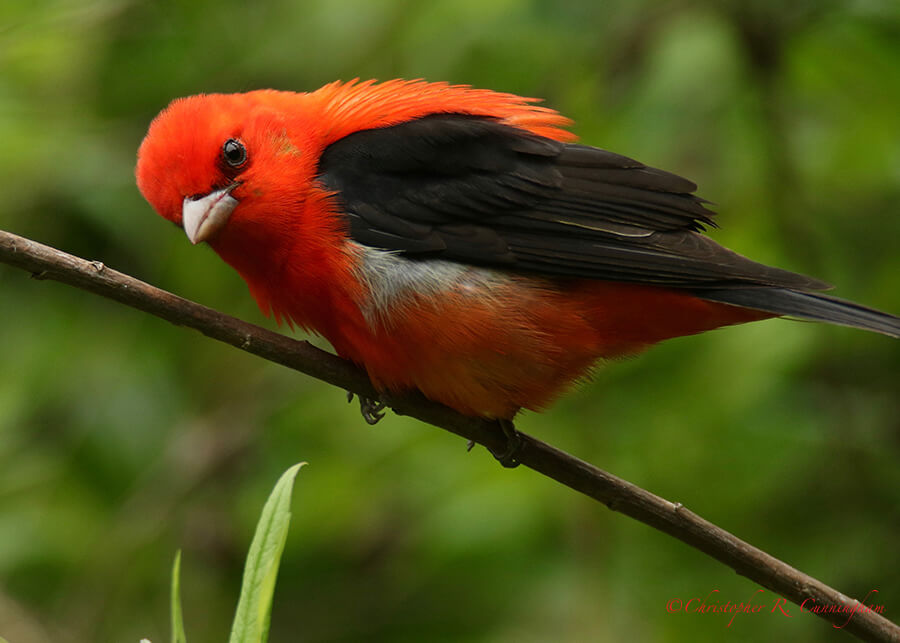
[136, 80, 897, 419]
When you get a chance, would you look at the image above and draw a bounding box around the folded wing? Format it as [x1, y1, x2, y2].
[317, 114, 899, 337]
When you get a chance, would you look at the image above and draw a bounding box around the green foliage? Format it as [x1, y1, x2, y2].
[170, 551, 187, 643]
[0, 2, 897, 642]
[228, 463, 304, 643]
[165, 465, 302, 643]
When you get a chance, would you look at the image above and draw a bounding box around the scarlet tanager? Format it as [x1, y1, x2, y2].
[135, 79, 899, 451]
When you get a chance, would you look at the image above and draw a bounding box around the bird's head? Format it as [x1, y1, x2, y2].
[136, 91, 320, 251]
[135, 90, 361, 325]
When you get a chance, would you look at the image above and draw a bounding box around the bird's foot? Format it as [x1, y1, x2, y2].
[468, 418, 521, 468]
[347, 391, 388, 425]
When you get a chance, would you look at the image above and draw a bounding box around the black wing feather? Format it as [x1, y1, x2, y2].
[317, 114, 900, 337]
[317, 115, 816, 287]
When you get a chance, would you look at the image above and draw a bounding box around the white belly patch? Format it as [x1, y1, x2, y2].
[348, 242, 511, 328]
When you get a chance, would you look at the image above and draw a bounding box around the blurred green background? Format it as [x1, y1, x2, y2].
[1, 1, 898, 641]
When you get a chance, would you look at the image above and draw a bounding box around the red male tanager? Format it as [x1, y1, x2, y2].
[135, 80, 899, 455]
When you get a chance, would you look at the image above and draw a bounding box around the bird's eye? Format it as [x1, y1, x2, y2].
[222, 138, 247, 168]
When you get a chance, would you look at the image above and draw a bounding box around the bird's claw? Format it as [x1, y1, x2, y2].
[470, 418, 521, 468]
[347, 391, 388, 425]
[361, 398, 387, 425]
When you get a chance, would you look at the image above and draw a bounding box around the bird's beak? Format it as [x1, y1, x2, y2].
[182, 185, 239, 245]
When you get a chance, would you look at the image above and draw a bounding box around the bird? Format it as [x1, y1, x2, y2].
[135, 79, 899, 464]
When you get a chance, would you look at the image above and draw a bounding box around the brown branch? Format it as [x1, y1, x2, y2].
[1, 227, 896, 642]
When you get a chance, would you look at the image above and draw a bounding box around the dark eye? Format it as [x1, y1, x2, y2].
[222, 138, 247, 168]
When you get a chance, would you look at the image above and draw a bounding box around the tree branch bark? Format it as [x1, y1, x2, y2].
[1, 228, 896, 642]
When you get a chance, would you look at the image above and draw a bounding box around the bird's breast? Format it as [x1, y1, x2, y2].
[333, 244, 603, 417]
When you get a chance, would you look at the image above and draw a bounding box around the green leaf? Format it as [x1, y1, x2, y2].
[171, 549, 187, 643]
[228, 463, 306, 643]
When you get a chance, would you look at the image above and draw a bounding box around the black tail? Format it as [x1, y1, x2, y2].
[697, 288, 900, 338]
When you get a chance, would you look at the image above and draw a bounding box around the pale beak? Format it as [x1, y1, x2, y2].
[182, 186, 239, 244]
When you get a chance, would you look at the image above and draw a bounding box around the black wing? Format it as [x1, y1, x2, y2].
[317, 115, 900, 336]
[317, 115, 823, 289]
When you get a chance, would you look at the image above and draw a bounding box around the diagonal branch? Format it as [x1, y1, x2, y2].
[0, 228, 896, 642]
